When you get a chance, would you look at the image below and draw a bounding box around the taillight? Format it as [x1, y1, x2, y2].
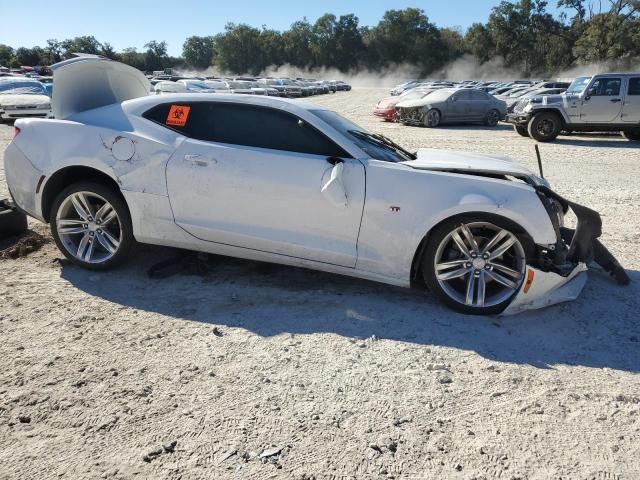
[13, 127, 21, 138]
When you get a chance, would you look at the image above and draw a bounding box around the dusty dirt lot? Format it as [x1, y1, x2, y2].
[1, 88, 639, 480]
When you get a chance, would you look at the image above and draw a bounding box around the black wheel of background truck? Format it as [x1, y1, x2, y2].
[527, 111, 562, 142]
[485, 109, 501, 127]
[513, 125, 530, 137]
[621, 129, 640, 141]
[0, 200, 28, 238]
[50, 182, 135, 270]
[422, 215, 531, 315]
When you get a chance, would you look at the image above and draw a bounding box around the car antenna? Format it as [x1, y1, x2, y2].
[534, 144, 545, 179]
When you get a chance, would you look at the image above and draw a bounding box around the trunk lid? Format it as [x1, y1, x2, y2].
[51, 54, 150, 119]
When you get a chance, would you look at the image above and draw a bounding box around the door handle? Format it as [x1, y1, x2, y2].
[610, 98, 622, 103]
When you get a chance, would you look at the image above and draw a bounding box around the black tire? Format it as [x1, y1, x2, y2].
[527, 111, 562, 142]
[0, 200, 28, 238]
[513, 125, 530, 137]
[485, 109, 501, 127]
[421, 214, 532, 315]
[423, 109, 441, 128]
[50, 182, 134, 270]
[621, 129, 640, 141]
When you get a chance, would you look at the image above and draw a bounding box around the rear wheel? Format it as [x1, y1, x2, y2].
[621, 129, 640, 141]
[423, 109, 441, 128]
[514, 125, 530, 137]
[50, 182, 134, 270]
[485, 109, 501, 127]
[528, 112, 562, 142]
[422, 216, 528, 315]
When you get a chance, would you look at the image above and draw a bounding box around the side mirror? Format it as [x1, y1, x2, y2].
[321, 161, 348, 207]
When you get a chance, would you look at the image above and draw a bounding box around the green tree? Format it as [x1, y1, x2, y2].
[183, 36, 216, 69]
[60, 36, 103, 58]
[0, 44, 14, 66]
[214, 23, 263, 74]
[143, 40, 168, 71]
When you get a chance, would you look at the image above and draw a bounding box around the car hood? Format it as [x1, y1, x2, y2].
[376, 96, 399, 108]
[0, 93, 51, 106]
[403, 148, 545, 185]
[51, 54, 150, 119]
[396, 98, 433, 108]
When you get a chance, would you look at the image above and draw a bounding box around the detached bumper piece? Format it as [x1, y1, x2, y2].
[503, 187, 629, 315]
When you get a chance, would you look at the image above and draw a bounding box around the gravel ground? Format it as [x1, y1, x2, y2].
[0, 88, 639, 480]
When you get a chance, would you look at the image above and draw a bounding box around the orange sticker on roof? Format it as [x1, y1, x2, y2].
[166, 105, 190, 127]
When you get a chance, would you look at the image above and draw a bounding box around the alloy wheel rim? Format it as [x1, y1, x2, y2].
[56, 191, 122, 264]
[488, 110, 499, 125]
[426, 110, 439, 127]
[434, 222, 526, 308]
[537, 119, 555, 136]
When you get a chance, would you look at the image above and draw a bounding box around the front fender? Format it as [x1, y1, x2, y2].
[355, 162, 557, 284]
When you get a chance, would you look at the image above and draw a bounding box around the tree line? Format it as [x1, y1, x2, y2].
[1, 1, 638, 77]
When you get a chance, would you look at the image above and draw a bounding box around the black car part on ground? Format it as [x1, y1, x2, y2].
[0, 199, 28, 238]
[534, 186, 629, 284]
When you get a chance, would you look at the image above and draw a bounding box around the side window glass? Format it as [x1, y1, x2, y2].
[628, 78, 640, 96]
[589, 78, 621, 96]
[192, 103, 349, 158]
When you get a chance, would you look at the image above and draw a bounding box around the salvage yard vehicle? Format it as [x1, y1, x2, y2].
[507, 73, 640, 142]
[3, 56, 627, 315]
[0, 78, 52, 122]
[373, 88, 435, 121]
[396, 88, 507, 127]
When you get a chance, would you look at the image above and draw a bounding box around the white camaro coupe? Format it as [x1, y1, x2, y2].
[3, 56, 617, 315]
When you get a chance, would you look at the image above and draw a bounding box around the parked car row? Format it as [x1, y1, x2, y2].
[151, 75, 352, 98]
[376, 83, 507, 128]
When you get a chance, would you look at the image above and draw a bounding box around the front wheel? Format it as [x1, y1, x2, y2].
[50, 182, 134, 270]
[485, 109, 501, 127]
[513, 125, 530, 137]
[422, 217, 528, 315]
[528, 112, 561, 142]
[423, 109, 441, 128]
[621, 129, 640, 141]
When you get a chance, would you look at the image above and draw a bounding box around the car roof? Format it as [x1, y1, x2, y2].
[123, 93, 330, 116]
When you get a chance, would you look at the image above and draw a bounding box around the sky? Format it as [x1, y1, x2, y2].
[0, 0, 564, 57]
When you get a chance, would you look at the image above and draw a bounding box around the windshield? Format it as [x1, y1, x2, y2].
[400, 89, 431, 101]
[0, 80, 46, 95]
[311, 109, 413, 163]
[567, 76, 591, 94]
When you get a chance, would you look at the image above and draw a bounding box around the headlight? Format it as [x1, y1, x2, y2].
[523, 103, 533, 113]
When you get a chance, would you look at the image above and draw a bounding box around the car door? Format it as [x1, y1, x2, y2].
[157, 101, 365, 267]
[621, 77, 640, 123]
[446, 90, 471, 122]
[469, 90, 491, 121]
[580, 77, 624, 122]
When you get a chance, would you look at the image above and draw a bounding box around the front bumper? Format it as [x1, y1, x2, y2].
[502, 187, 628, 314]
[0, 107, 52, 121]
[373, 108, 395, 120]
[505, 112, 531, 126]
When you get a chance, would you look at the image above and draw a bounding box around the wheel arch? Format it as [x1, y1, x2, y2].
[530, 107, 568, 126]
[41, 166, 125, 222]
[410, 211, 537, 286]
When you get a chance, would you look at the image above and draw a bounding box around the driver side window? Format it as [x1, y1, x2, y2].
[589, 78, 621, 96]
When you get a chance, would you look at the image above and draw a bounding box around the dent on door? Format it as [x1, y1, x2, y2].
[321, 162, 348, 207]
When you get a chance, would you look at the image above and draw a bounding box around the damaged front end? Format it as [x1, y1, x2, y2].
[395, 106, 424, 126]
[502, 186, 629, 315]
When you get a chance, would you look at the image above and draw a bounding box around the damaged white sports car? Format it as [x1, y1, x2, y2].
[3, 56, 627, 315]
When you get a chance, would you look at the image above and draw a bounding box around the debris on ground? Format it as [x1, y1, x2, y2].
[0, 231, 47, 259]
